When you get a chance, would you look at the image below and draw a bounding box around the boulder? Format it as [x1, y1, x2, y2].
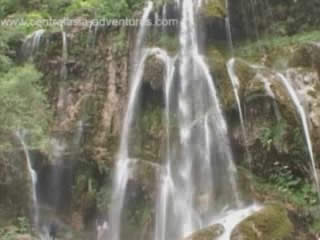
[231, 204, 293, 240]
[16, 234, 33, 240]
[143, 55, 165, 90]
[130, 159, 161, 201]
[182, 224, 224, 240]
[200, 0, 226, 19]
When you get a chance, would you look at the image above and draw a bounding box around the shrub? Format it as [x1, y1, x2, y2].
[0, 64, 52, 150]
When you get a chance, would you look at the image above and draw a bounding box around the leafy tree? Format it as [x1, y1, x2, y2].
[0, 64, 51, 150]
[98, 0, 145, 19]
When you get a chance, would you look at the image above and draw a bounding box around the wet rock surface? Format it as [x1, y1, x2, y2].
[183, 224, 225, 240]
[231, 204, 293, 240]
[143, 55, 166, 90]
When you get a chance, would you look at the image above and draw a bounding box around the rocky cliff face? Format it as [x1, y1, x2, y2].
[2, 0, 320, 238]
[18, 27, 133, 232]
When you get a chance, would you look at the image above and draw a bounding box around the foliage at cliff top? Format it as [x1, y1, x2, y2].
[0, 0, 146, 20]
[235, 30, 320, 62]
[0, 64, 52, 150]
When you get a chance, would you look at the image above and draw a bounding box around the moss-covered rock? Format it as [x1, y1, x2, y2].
[183, 224, 225, 240]
[288, 45, 313, 69]
[200, 0, 226, 19]
[16, 234, 33, 240]
[143, 55, 165, 90]
[207, 47, 233, 108]
[288, 42, 320, 80]
[310, 43, 320, 79]
[231, 204, 293, 240]
[133, 159, 161, 200]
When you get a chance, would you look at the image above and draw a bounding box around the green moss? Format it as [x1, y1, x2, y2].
[134, 106, 165, 162]
[184, 224, 224, 240]
[201, 0, 226, 18]
[231, 204, 293, 240]
[154, 34, 179, 54]
[235, 30, 320, 64]
[235, 60, 256, 90]
[206, 47, 233, 108]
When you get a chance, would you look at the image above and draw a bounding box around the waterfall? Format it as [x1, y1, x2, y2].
[161, 3, 167, 33]
[277, 73, 320, 196]
[110, 1, 262, 240]
[225, 0, 234, 55]
[61, 25, 68, 80]
[228, 58, 320, 198]
[214, 204, 261, 240]
[249, 0, 260, 41]
[133, 1, 153, 62]
[22, 29, 46, 59]
[227, 58, 252, 164]
[154, 1, 242, 239]
[74, 120, 84, 147]
[109, 2, 154, 240]
[15, 130, 39, 227]
[154, 51, 176, 240]
[87, 22, 99, 48]
[175, 0, 181, 8]
[227, 58, 245, 138]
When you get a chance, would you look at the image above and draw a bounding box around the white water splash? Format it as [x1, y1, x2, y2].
[215, 204, 262, 240]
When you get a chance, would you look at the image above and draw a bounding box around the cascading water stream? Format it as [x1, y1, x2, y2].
[15, 130, 39, 227]
[109, 3, 154, 240]
[250, 62, 319, 196]
[110, 46, 174, 240]
[111, 1, 261, 240]
[87, 21, 99, 48]
[61, 25, 68, 80]
[133, 1, 153, 62]
[227, 59, 245, 137]
[175, 0, 181, 8]
[154, 52, 176, 240]
[249, 0, 260, 41]
[228, 58, 320, 198]
[277, 73, 320, 195]
[227, 58, 252, 164]
[22, 29, 46, 59]
[225, 0, 234, 55]
[154, 1, 243, 240]
[109, 49, 151, 240]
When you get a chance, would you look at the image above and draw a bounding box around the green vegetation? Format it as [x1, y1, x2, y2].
[184, 224, 224, 240]
[235, 30, 320, 62]
[0, 217, 31, 240]
[257, 119, 319, 207]
[0, 0, 146, 20]
[255, 172, 318, 208]
[259, 120, 287, 151]
[1, 0, 320, 237]
[200, 0, 226, 18]
[154, 34, 179, 53]
[0, 65, 51, 150]
[231, 204, 293, 240]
